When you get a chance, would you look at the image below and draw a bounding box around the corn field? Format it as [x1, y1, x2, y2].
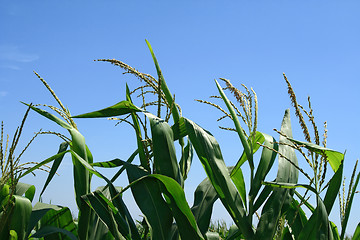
[1, 41, 359, 240]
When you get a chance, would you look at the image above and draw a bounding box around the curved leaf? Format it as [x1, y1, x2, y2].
[298, 196, 332, 240]
[28, 203, 78, 240]
[191, 177, 219, 236]
[255, 109, 299, 239]
[39, 142, 69, 198]
[82, 191, 129, 240]
[179, 139, 193, 180]
[123, 162, 173, 240]
[9, 195, 32, 240]
[288, 138, 344, 172]
[249, 133, 278, 200]
[15, 182, 35, 202]
[183, 118, 254, 239]
[323, 161, 343, 214]
[145, 112, 183, 186]
[215, 80, 252, 167]
[72, 100, 141, 118]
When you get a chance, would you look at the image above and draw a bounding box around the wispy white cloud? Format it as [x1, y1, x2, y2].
[0, 64, 21, 70]
[0, 91, 8, 97]
[0, 45, 39, 63]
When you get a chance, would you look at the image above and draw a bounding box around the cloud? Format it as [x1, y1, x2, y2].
[0, 45, 39, 63]
[0, 91, 8, 97]
[0, 64, 21, 70]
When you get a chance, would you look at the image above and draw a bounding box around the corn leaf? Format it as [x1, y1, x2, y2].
[340, 170, 360, 239]
[294, 190, 315, 213]
[145, 39, 180, 124]
[249, 133, 278, 201]
[123, 162, 173, 240]
[21, 102, 72, 130]
[145, 112, 183, 187]
[323, 161, 343, 214]
[330, 222, 340, 240]
[120, 170, 204, 240]
[39, 142, 69, 198]
[126, 84, 149, 171]
[252, 184, 273, 212]
[82, 191, 129, 240]
[255, 109, 299, 239]
[262, 182, 317, 194]
[191, 177, 219, 236]
[230, 166, 247, 209]
[8, 195, 32, 240]
[19, 150, 70, 179]
[183, 117, 254, 239]
[30, 226, 78, 240]
[215, 80, 252, 168]
[285, 199, 308, 238]
[231, 131, 265, 171]
[72, 100, 141, 118]
[298, 196, 333, 240]
[28, 203, 78, 240]
[15, 182, 35, 202]
[352, 223, 360, 240]
[288, 138, 344, 172]
[179, 138, 193, 180]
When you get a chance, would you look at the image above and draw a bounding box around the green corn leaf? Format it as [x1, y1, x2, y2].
[82, 191, 129, 240]
[330, 222, 340, 240]
[122, 162, 173, 240]
[30, 226, 78, 240]
[284, 199, 308, 238]
[231, 131, 265, 172]
[252, 184, 273, 212]
[15, 182, 35, 202]
[280, 227, 293, 240]
[298, 196, 333, 240]
[262, 182, 317, 194]
[68, 129, 93, 240]
[215, 80, 252, 168]
[126, 84, 149, 171]
[230, 166, 247, 210]
[145, 112, 183, 187]
[19, 150, 70, 179]
[150, 174, 204, 240]
[179, 138, 193, 180]
[288, 138, 344, 172]
[24, 96, 93, 240]
[249, 133, 278, 201]
[294, 190, 315, 213]
[9, 230, 17, 240]
[28, 203, 78, 240]
[323, 161, 343, 214]
[340, 170, 360, 239]
[255, 109, 299, 240]
[205, 231, 221, 240]
[191, 177, 219, 236]
[92, 158, 127, 168]
[8, 195, 32, 240]
[72, 100, 141, 118]
[352, 222, 360, 240]
[120, 171, 204, 240]
[183, 117, 254, 239]
[91, 177, 140, 240]
[39, 142, 69, 198]
[145, 39, 180, 124]
[226, 225, 243, 240]
[21, 102, 72, 130]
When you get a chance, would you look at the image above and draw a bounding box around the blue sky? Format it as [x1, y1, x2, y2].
[1, 1, 359, 235]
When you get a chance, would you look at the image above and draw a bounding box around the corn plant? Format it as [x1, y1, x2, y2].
[18, 40, 359, 240]
[0, 107, 79, 240]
